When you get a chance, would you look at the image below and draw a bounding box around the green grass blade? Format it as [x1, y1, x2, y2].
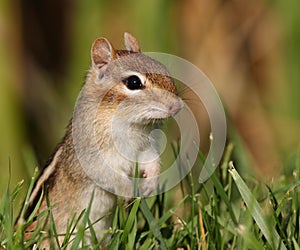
[292, 237, 300, 250]
[229, 162, 287, 250]
[60, 212, 78, 247]
[119, 200, 127, 229]
[196, 145, 238, 226]
[236, 225, 264, 250]
[87, 217, 98, 247]
[171, 142, 185, 197]
[18, 167, 39, 222]
[45, 190, 60, 249]
[112, 204, 119, 231]
[0, 163, 13, 250]
[140, 198, 167, 250]
[210, 172, 238, 225]
[139, 237, 155, 250]
[127, 217, 137, 250]
[13, 168, 39, 249]
[26, 188, 44, 224]
[134, 159, 139, 197]
[121, 198, 140, 244]
[10, 179, 24, 202]
[157, 195, 188, 225]
[71, 190, 95, 249]
[108, 232, 121, 250]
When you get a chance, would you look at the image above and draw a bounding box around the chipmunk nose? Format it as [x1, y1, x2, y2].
[168, 99, 184, 116]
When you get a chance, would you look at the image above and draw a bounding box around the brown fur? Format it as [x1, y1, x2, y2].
[16, 33, 182, 249]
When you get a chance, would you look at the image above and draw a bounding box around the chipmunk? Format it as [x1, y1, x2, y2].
[17, 32, 183, 248]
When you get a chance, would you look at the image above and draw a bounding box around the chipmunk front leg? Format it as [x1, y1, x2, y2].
[137, 151, 161, 196]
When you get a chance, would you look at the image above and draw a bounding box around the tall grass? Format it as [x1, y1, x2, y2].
[1, 0, 300, 210]
[1, 144, 299, 249]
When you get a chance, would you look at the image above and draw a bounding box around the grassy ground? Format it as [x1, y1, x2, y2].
[1, 144, 299, 249]
[0, 1, 299, 249]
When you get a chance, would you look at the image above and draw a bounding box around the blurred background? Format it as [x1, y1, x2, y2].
[0, 0, 299, 199]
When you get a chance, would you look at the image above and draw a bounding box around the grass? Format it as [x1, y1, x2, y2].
[0, 144, 300, 249]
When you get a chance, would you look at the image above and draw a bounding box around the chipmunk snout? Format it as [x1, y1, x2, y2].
[168, 98, 184, 116]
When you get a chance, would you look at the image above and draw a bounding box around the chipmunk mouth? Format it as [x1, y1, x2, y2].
[168, 99, 184, 116]
[114, 94, 184, 125]
[139, 100, 184, 124]
[157, 99, 184, 118]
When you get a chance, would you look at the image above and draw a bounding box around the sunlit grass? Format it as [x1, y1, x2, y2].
[1, 144, 299, 249]
[0, 1, 300, 249]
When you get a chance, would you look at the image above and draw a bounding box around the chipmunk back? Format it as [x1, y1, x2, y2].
[17, 32, 183, 248]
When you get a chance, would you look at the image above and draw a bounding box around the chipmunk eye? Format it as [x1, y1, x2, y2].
[123, 75, 144, 90]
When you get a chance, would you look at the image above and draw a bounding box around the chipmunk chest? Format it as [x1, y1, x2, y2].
[111, 122, 151, 149]
[78, 184, 116, 219]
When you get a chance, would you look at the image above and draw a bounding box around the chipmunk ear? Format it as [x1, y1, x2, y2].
[91, 38, 116, 68]
[124, 32, 140, 52]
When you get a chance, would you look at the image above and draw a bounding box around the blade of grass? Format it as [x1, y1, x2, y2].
[171, 142, 185, 197]
[71, 190, 95, 249]
[157, 195, 188, 225]
[119, 200, 127, 229]
[127, 217, 137, 250]
[24, 212, 48, 249]
[26, 188, 44, 224]
[236, 224, 264, 250]
[140, 198, 166, 250]
[98, 229, 112, 247]
[112, 204, 119, 230]
[7, 180, 23, 248]
[210, 172, 238, 225]
[295, 193, 300, 243]
[220, 143, 234, 183]
[14, 168, 39, 248]
[292, 238, 300, 250]
[198, 202, 207, 250]
[121, 198, 140, 244]
[196, 146, 238, 226]
[108, 231, 121, 250]
[229, 162, 287, 250]
[18, 167, 39, 222]
[134, 158, 139, 197]
[202, 205, 236, 235]
[61, 212, 79, 247]
[87, 217, 98, 248]
[10, 179, 24, 202]
[45, 189, 60, 249]
[187, 161, 196, 250]
[139, 237, 155, 250]
[0, 162, 13, 250]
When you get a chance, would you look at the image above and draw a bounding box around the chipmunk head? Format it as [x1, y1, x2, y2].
[85, 32, 183, 124]
[72, 33, 184, 196]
